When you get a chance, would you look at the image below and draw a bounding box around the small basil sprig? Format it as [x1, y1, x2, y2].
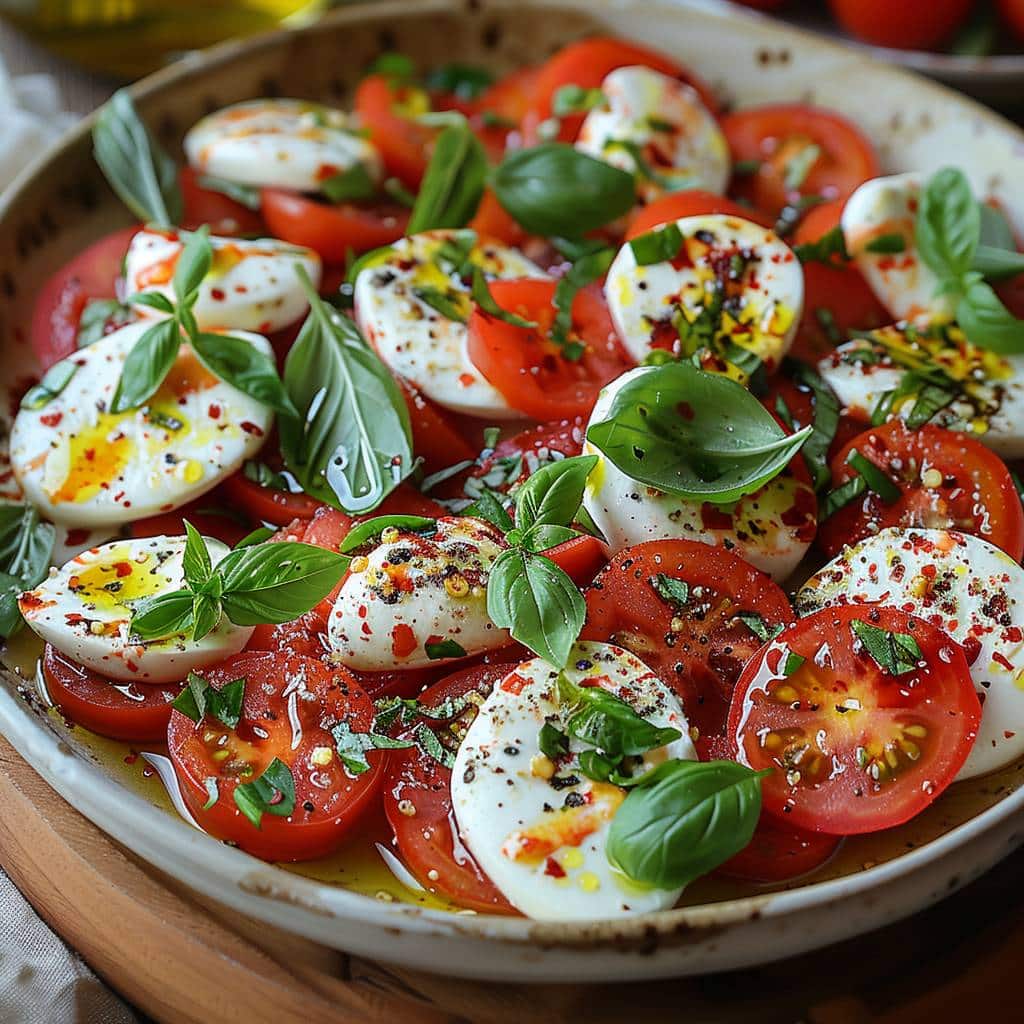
[0, 503, 56, 640]
[819, 448, 900, 520]
[607, 759, 766, 890]
[279, 267, 414, 513]
[172, 673, 245, 728]
[407, 122, 487, 234]
[130, 522, 348, 641]
[332, 720, 412, 775]
[234, 758, 296, 829]
[551, 247, 616, 357]
[552, 85, 605, 116]
[851, 619, 922, 676]
[587, 364, 812, 505]
[491, 143, 636, 238]
[92, 88, 182, 226]
[339, 515, 437, 556]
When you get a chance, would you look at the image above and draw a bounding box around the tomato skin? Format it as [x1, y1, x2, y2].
[716, 813, 840, 883]
[1001, 0, 1024, 41]
[129, 500, 251, 547]
[383, 663, 517, 913]
[469, 67, 541, 163]
[180, 166, 265, 236]
[219, 472, 323, 528]
[818, 420, 1024, 562]
[31, 225, 138, 370]
[261, 188, 408, 263]
[625, 190, 772, 238]
[468, 188, 528, 247]
[544, 535, 607, 587]
[581, 539, 794, 753]
[169, 652, 382, 862]
[400, 381, 477, 476]
[723, 105, 880, 217]
[829, 0, 973, 49]
[42, 646, 178, 742]
[730, 604, 980, 835]
[467, 279, 632, 421]
[354, 75, 436, 189]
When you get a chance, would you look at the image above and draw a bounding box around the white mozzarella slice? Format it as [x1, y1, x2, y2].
[10, 322, 273, 527]
[328, 516, 509, 670]
[183, 99, 382, 195]
[841, 173, 952, 324]
[451, 641, 697, 920]
[605, 213, 803, 376]
[124, 229, 320, 333]
[354, 231, 547, 418]
[582, 369, 815, 581]
[575, 66, 729, 202]
[797, 527, 1024, 779]
[19, 534, 253, 683]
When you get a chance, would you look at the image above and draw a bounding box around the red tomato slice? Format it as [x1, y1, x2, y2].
[42, 645, 178, 742]
[723, 105, 880, 217]
[625, 190, 772, 239]
[525, 36, 718, 144]
[788, 200, 889, 363]
[544, 535, 607, 587]
[31, 225, 138, 369]
[168, 652, 382, 861]
[468, 188, 528, 247]
[129, 500, 251, 547]
[818, 420, 1024, 561]
[466, 279, 632, 420]
[180, 166, 265, 236]
[219, 467, 324, 528]
[469, 67, 541, 163]
[354, 74, 436, 188]
[581, 539, 794, 754]
[261, 188, 409, 264]
[729, 604, 980, 835]
[829, 0, 973, 49]
[383, 663, 517, 913]
[400, 381, 477, 476]
[716, 812, 841, 883]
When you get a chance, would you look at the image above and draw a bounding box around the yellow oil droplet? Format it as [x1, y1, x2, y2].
[579, 872, 600, 893]
[182, 460, 204, 484]
[561, 848, 585, 870]
[69, 545, 167, 611]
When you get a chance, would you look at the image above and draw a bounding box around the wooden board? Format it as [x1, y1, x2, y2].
[1, 735, 1023, 1024]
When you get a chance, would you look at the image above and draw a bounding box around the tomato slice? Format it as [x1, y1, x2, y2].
[828, 0, 973, 49]
[261, 188, 409, 264]
[129, 500, 251, 547]
[383, 663, 517, 913]
[817, 420, 1024, 562]
[180, 166, 265, 236]
[723, 105, 880, 217]
[625, 190, 772, 239]
[400, 381, 477, 476]
[219, 466, 324, 528]
[42, 645, 178, 742]
[544, 535, 607, 587]
[466, 279, 632, 420]
[468, 188, 528, 247]
[729, 604, 980, 835]
[31, 225, 138, 370]
[581, 539, 794, 753]
[168, 652, 381, 861]
[469, 67, 541, 163]
[716, 812, 840, 883]
[354, 74, 436, 189]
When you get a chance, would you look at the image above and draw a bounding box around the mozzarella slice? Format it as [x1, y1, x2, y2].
[582, 369, 816, 581]
[124, 229, 320, 334]
[183, 99, 382, 195]
[19, 535, 253, 683]
[354, 231, 546, 418]
[841, 173, 952, 324]
[327, 516, 509, 670]
[818, 327, 1024, 457]
[575, 66, 729, 203]
[797, 527, 1024, 779]
[605, 214, 803, 376]
[10, 322, 273, 527]
[451, 641, 697, 920]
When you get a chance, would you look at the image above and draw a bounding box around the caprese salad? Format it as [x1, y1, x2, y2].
[3, 34, 1024, 922]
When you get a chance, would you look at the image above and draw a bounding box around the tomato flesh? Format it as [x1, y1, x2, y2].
[716, 812, 841, 883]
[626, 190, 772, 239]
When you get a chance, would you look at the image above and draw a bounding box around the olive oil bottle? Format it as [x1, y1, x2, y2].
[1, 0, 325, 78]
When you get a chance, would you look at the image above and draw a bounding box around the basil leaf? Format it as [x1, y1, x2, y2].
[486, 548, 584, 667]
[551, 247, 616, 355]
[196, 174, 261, 210]
[202, 779, 219, 810]
[407, 122, 487, 234]
[653, 574, 689, 608]
[538, 721, 570, 760]
[552, 85, 605, 116]
[109, 318, 181, 414]
[578, 748, 619, 782]
[190, 592, 222, 642]
[20, 360, 77, 410]
[0, 504, 56, 640]
[846, 449, 901, 503]
[332, 720, 412, 775]
[411, 721, 456, 769]
[423, 64, 493, 100]
[130, 588, 195, 640]
[181, 520, 213, 586]
[470, 268, 537, 328]
[191, 332, 295, 415]
[970, 245, 1024, 280]
[235, 526, 276, 549]
[629, 223, 684, 266]
[978, 201, 1016, 252]
[521, 523, 577, 553]
[369, 52, 414, 80]
[784, 358, 840, 492]
[491, 143, 636, 237]
[233, 758, 295, 829]
[607, 759, 765, 889]
[819, 474, 866, 521]
[338, 515, 437, 553]
[413, 286, 468, 323]
[557, 673, 680, 759]
[906, 381, 957, 429]
[128, 291, 176, 315]
[586, 363, 812, 504]
[850, 619, 923, 676]
[782, 649, 805, 676]
[514, 455, 597, 534]
[465, 489, 514, 532]
[216, 541, 348, 626]
[280, 269, 414, 513]
[734, 611, 783, 643]
[783, 143, 821, 191]
[956, 279, 1024, 354]
[173, 672, 245, 729]
[950, 4, 996, 55]
[915, 166, 980, 283]
[172, 226, 212, 307]
[78, 298, 133, 348]
[92, 88, 182, 226]
[320, 163, 377, 204]
[425, 638, 468, 660]
[864, 233, 906, 255]
[792, 225, 849, 266]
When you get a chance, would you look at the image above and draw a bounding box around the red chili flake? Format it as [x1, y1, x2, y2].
[921, 563, 937, 579]
[64, 528, 90, 547]
[123, 751, 138, 766]
[315, 163, 341, 181]
[361, 622, 372, 635]
[1005, 627, 1023, 644]
[961, 635, 982, 666]
[1005, 730, 1017, 740]
[391, 623, 417, 658]
[115, 562, 133, 578]
[210, 287, 226, 301]
[701, 503, 733, 532]
[40, 412, 63, 427]
[64, 612, 86, 625]
[19, 593, 45, 610]
[235, 284, 249, 294]
[240, 421, 264, 437]
[993, 651, 1014, 673]
[458, 373, 476, 388]
[543, 857, 566, 879]
[501, 672, 529, 695]
[84, 448, 96, 462]
[208, 403, 221, 419]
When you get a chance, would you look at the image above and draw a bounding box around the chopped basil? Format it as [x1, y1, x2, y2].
[233, 758, 296, 829]
[413, 285, 468, 323]
[424, 638, 468, 660]
[369, 52, 414, 80]
[629, 223, 684, 266]
[0, 504, 55, 640]
[846, 449, 901, 503]
[196, 174, 261, 210]
[782, 650, 805, 676]
[411, 721, 455, 769]
[551, 247, 616, 357]
[783, 358, 840, 492]
[735, 611, 783, 643]
[172, 673, 245, 729]
[331, 720, 412, 775]
[851, 619, 923, 676]
[793, 226, 849, 266]
[538, 721, 570, 760]
[470, 267, 538, 328]
[864, 232, 907, 254]
[20, 360, 77, 410]
[423, 63, 493, 100]
[819, 474, 866, 521]
[552, 84, 605, 116]
[783, 144, 821, 191]
[652, 574, 689, 609]
[320, 162, 377, 203]
[78, 298, 133, 348]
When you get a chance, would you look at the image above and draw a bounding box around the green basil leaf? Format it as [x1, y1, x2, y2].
[970, 245, 1024, 280]
[906, 382, 956, 429]
[191, 332, 296, 415]
[915, 166, 980, 283]
[20, 360, 78, 410]
[320, 162, 378, 203]
[514, 454, 598, 534]
[577, 748, 619, 782]
[956, 279, 1024, 354]
[369, 52, 414, 80]
[412, 286, 468, 323]
[171, 672, 209, 722]
[216, 540, 348, 626]
[0, 504, 56, 640]
[129, 588, 195, 640]
[552, 84, 605, 116]
[92, 88, 182, 226]
[551, 247, 616, 354]
[109, 318, 181, 414]
[949, 4, 996, 56]
[538, 721, 570, 760]
[586, 363, 812, 504]
[486, 548, 585, 668]
[652, 574, 689, 608]
[864, 233, 907, 255]
[243, 460, 289, 491]
[629, 223, 684, 266]
[491, 143, 637, 237]
[782, 649, 805, 676]
[202, 778, 219, 810]
[234, 526, 276, 549]
[819, 474, 866, 521]
[196, 174, 261, 210]
[783, 358, 840, 492]
[521, 523, 577, 553]
[792, 225, 849, 266]
[173, 672, 245, 729]
[734, 611, 783, 643]
[331, 720, 413, 775]
[127, 291, 176, 315]
[410, 721, 456, 769]
[607, 759, 765, 890]
[423, 63, 493, 100]
[850, 619, 923, 675]
[425, 638, 468, 660]
[233, 758, 295, 829]
[338, 515, 437, 554]
[280, 268, 414, 513]
[78, 298, 133, 348]
[181, 520, 213, 586]
[783, 143, 821, 191]
[172, 226, 212, 307]
[407, 122, 487, 234]
[190, 592, 221, 642]
[978, 201, 1016, 251]
[846, 449, 901, 503]
[470, 268, 538, 328]
[464, 489, 514, 532]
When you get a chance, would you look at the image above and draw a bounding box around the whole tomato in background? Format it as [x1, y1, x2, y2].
[828, 0, 974, 49]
